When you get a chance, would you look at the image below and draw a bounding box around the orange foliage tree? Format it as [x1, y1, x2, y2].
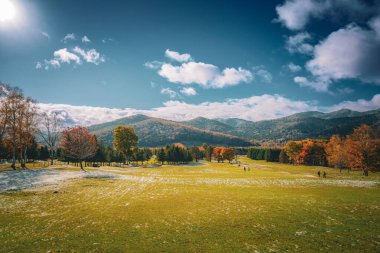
[325, 135, 349, 171]
[345, 125, 380, 173]
[213, 146, 235, 163]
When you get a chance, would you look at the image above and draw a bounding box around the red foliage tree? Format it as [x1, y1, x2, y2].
[60, 126, 98, 171]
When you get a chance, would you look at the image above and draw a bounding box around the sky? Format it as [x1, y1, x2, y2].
[0, 0, 380, 125]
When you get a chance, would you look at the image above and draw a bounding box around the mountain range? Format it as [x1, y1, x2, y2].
[88, 108, 380, 147]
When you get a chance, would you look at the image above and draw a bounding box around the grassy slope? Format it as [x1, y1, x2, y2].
[0, 159, 379, 252]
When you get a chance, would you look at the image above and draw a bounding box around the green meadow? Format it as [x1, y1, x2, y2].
[0, 158, 379, 252]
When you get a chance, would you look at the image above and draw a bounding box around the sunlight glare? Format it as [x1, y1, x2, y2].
[0, 0, 16, 22]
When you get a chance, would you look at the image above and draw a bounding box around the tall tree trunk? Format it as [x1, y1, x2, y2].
[79, 161, 87, 172]
[23, 149, 27, 169]
[11, 134, 16, 170]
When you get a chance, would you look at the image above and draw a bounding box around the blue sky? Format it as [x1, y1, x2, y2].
[1, 0, 380, 124]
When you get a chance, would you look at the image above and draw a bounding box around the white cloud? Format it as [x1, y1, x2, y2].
[160, 88, 178, 98]
[285, 32, 313, 55]
[326, 94, 380, 112]
[158, 62, 252, 89]
[41, 31, 50, 39]
[294, 76, 331, 92]
[254, 69, 272, 83]
[63, 33, 76, 43]
[38, 94, 380, 126]
[35, 62, 42, 69]
[73, 47, 105, 65]
[275, 0, 376, 31]
[306, 23, 380, 85]
[144, 61, 164, 69]
[180, 87, 197, 96]
[53, 48, 81, 64]
[81, 35, 91, 44]
[275, 0, 323, 30]
[287, 62, 302, 72]
[39, 47, 105, 70]
[44, 59, 61, 69]
[165, 49, 192, 62]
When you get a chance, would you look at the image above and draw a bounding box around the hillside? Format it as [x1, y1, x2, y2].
[88, 115, 254, 147]
[183, 109, 380, 142]
[89, 109, 380, 146]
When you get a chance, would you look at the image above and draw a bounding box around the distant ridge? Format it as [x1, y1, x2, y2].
[88, 115, 254, 147]
[88, 108, 380, 146]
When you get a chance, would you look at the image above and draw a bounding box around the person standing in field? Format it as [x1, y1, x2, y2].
[317, 170, 321, 177]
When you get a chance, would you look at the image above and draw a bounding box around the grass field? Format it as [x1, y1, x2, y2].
[0, 157, 379, 252]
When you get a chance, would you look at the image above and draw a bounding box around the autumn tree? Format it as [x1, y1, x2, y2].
[213, 146, 224, 162]
[325, 135, 349, 171]
[113, 126, 138, 164]
[298, 140, 326, 166]
[60, 126, 98, 172]
[345, 125, 380, 174]
[284, 141, 303, 165]
[222, 147, 235, 163]
[39, 112, 63, 165]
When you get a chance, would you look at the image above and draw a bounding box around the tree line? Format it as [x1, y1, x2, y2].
[246, 125, 380, 175]
[246, 148, 281, 162]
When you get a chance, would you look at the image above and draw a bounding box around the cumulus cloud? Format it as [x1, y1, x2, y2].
[180, 87, 197, 96]
[144, 61, 164, 69]
[160, 88, 178, 98]
[285, 32, 313, 55]
[165, 49, 192, 62]
[306, 23, 380, 85]
[158, 62, 252, 89]
[38, 94, 380, 126]
[81, 35, 91, 44]
[326, 94, 380, 112]
[275, 0, 376, 30]
[294, 76, 331, 93]
[275, 0, 323, 30]
[54, 48, 81, 64]
[39, 47, 105, 70]
[73, 47, 105, 65]
[63, 33, 76, 43]
[287, 62, 302, 72]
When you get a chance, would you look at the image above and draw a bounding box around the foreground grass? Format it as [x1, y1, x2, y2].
[0, 159, 379, 252]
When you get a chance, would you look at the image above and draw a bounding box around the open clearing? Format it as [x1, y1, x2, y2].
[0, 158, 379, 252]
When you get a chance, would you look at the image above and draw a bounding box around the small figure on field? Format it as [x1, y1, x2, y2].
[323, 171, 327, 178]
[317, 170, 321, 177]
[244, 166, 246, 172]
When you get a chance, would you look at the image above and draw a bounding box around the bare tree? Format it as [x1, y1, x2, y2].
[5, 88, 25, 169]
[17, 98, 39, 168]
[60, 126, 98, 172]
[39, 113, 63, 165]
[0, 84, 12, 147]
[2, 86, 39, 169]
